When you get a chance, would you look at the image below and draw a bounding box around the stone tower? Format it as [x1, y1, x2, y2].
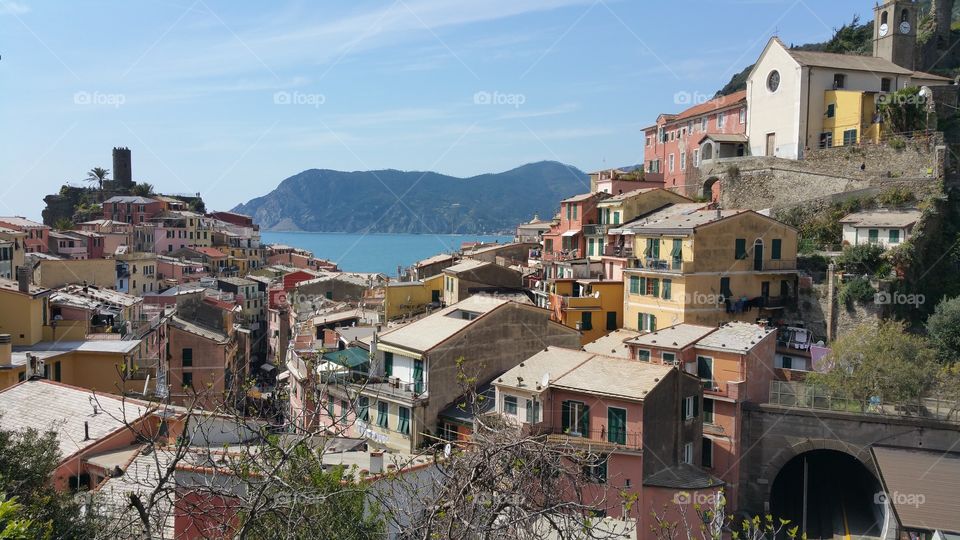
[874, 0, 918, 71]
[112, 147, 133, 188]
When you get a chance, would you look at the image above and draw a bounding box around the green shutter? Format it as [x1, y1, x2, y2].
[644, 239, 652, 257]
[608, 408, 626, 445]
[384, 353, 394, 377]
[413, 360, 424, 394]
[671, 239, 682, 257]
[650, 314, 657, 331]
[561, 401, 571, 432]
[581, 403, 590, 435]
[613, 211, 620, 225]
[889, 230, 900, 243]
[772, 239, 782, 260]
[639, 277, 647, 295]
[630, 276, 639, 294]
[663, 279, 672, 300]
[735, 238, 746, 259]
[652, 278, 660, 298]
[651, 239, 660, 259]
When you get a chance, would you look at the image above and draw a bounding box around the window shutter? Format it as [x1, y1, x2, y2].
[561, 401, 571, 432]
[639, 277, 647, 295]
[652, 279, 660, 298]
[735, 238, 746, 259]
[772, 239, 782, 260]
[581, 404, 590, 435]
[663, 280, 672, 300]
[693, 396, 700, 417]
[650, 314, 657, 331]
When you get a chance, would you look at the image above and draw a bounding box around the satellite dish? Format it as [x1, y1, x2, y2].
[540, 372, 550, 388]
[443, 443, 452, 458]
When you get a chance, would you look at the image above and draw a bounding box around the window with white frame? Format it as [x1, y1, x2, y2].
[668, 154, 675, 173]
[701, 117, 708, 131]
[525, 398, 541, 423]
[679, 151, 686, 171]
[683, 395, 697, 420]
[503, 394, 518, 415]
[739, 108, 746, 124]
[662, 352, 677, 365]
[717, 113, 725, 129]
[682, 442, 694, 464]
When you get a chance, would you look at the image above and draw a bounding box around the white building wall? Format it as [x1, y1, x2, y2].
[747, 41, 804, 159]
[845, 225, 909, 249]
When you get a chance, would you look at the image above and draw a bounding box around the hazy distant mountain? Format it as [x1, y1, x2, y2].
[232, 161, 589, 234]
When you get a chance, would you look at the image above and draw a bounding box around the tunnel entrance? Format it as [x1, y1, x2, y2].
[770, 450, 884, 540]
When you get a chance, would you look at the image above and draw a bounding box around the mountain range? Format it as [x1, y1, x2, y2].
[232, 161, 589, 234]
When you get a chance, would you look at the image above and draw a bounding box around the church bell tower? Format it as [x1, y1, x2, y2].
[874, 0, 918, 71]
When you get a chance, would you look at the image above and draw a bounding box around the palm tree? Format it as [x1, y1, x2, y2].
[132, 182, 154, 196]
[86, 167, 110, 201]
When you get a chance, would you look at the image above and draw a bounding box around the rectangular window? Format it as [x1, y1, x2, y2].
[646, 278, 660, 297]
[735, 238, 747, 259]
[889, 230, 900, 243]
[881, 78, 891, 92]
[868, 229, 879, 244]
[739, 108, 746, 124]
[683, 395, 698, 420]
[717, 113, 725, 128]
[680, 152, 686, 171]
[398, 406, 410, 435]
[503, 394, 518, 415]
[720, 277, 732, 298]
[772, 239, 782, 260]
[843, 129, 858, 146]
[606, 311, 617, 331]
[359, 396, 370, 422]
[526, 399, 541, 423]
[638, 276, 647, 296]
[377, 401, 389, 429]
[701, 117, 708, 131]
[833, 73, 846, 89]
[573, 205, 578, 220]
[826, 103, 836, 118]
[668, 154, 675, 173]
[607, 408, 627, 445]
[703, 398, 715, 424]
[182, 372, 193, 388]
[182, 348, 193, 367]
[566, 204, 572, 221]
[662, 279, 672, 300]
[637, 349, 651, 362]
[639, 313, 657, 332]
[702, 438, 713, 468]
[629, 276, 640, 295]
[384, 352, 394, 377]
[54, 361, 61, 382]
[583, 457, 608, 483]
[580, 312, 592, 331]
[662, 352, 677, 365]
[562, 401, 589, 436]
[613, 211, 620, 225]
[694, 148, 701, 167]
[340, 399, 349, 421]
[683, 442, 694, 464]
[327, 400, 335, 418]
[697, 356, 714, 388]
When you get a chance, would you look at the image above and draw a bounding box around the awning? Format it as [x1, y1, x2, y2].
[561, 229, 581, 237]
[321, 347, 370, 369]
[276, 371, 290, 382]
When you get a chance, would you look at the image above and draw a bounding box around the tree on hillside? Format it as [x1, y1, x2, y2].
[926, 295, 960, 362]
[85, 167, 109, 201]
[822, 16, 873, 55]
[0, 425, 93, 538]
[807, 321, 939, 412]
[131, 182, 154, 197]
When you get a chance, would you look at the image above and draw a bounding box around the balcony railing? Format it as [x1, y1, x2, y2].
[583, 224, 607, 237]
[602, 245, 634, 258]
[530, 425, 642, 450]
[755, 259, 797, 272]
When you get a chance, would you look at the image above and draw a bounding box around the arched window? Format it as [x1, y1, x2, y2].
[881, 11, 888, 25]
[901, 8, 909, 23]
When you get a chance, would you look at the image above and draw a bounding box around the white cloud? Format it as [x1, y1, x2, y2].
[0, 1, 29, 15]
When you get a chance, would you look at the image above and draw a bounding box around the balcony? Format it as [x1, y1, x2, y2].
[529, 425, 642, 451]
[602, 245, 634, 258]
[628, 258, 688, 273]
[583, 224, 608, 237]
[755, 259, 798, 272]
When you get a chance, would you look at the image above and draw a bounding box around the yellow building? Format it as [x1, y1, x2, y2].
[587, 188, 693, 260]
[0, 277, 50, 346]
[382, 274, 444, 320]
[34, 258, 116, 289]
[548, 278, 624, 345]
[821, 90, 881, 148]
[0, 337, 146, 394]
[622, 208, 798, 332]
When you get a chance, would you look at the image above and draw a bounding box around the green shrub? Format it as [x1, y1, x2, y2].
[836, 243, 886, 274]
[838, 276, 876, 305]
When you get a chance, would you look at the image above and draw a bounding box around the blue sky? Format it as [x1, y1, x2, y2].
[1, 0, 874, 220]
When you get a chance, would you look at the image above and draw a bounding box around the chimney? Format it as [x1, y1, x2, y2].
[16, 267, 30, 294]
[0, 335, 11, 367]
[715, 207, 722, 219]
[369, 451, 384, 475]
[83, 421, 90, 441]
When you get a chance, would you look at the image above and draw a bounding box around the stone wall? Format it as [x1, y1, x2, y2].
[700, 135, 944, 210]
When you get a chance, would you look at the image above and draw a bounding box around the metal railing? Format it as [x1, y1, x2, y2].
[768, 381, 960, 423]
[533, 426, 642, 449]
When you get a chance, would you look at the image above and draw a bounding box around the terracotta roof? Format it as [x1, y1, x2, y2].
[190, 247, 228, 258]
[672, 90, 747, 122]
[699, 133, 749, 144]
[839, 210, 921, 228]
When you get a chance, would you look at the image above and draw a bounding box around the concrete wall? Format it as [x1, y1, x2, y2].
[35, 258, 116, 289]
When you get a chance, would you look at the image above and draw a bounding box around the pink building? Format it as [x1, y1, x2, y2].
[102, 196, 164, 225]
[157, 256, 209, 287]
[494, 347, 717, 529]
[540, 193, 608, 265]
[642, 91, 747, 199]
[265, 245, 338, 272]
[66, 230, 106, 259]
[0, 216, 51, 254]
[626, 322, 778, 509]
